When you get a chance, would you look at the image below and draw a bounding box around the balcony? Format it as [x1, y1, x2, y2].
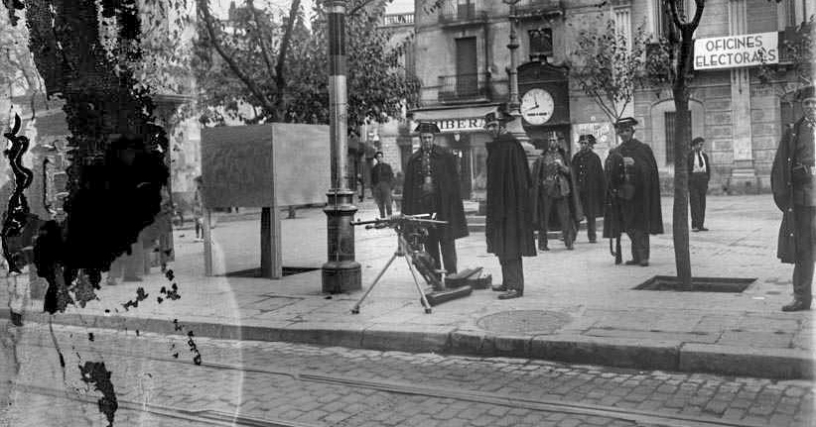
[777, 24, 812, 65]
[514, 0, 564, 20]
[381, 12, 414, 28]
[439, 4, 488, 28]
[437, 73, 491, 103]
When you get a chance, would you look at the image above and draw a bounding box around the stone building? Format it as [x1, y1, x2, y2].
[403, 0, 811, 197]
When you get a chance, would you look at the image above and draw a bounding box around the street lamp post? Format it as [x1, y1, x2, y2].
[322, 0, 362, 293]
[502, 0, 535, 153]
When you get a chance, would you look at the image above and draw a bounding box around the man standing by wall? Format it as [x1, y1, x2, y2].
[484, 110, 537, 299]
[572, 134, 606, 243]
[402, 122, 468, 277]
[688, 137, 711, 232]
[603, 117, 663, 267]
[371, 151, 394, 218]
[772, 86, 816, 312]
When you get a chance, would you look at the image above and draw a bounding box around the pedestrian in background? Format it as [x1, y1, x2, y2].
[572, 134, 606, 243]
[688, 137, 711, 232]
[484, 109, 536, 299]
[531, 134, 580, 251]
[371, 151, 394, 218]
[603, 117, 663, 267]
[402, 122, 468, 277]
[192, 175, 204, 242]
[772, 86, 816, 312]
[393, 171, 405, 212]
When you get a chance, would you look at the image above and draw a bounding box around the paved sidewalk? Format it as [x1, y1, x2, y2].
[3, 195, 814, 379]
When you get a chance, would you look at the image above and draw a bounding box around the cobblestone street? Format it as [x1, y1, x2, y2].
[2, 322, 814, 426]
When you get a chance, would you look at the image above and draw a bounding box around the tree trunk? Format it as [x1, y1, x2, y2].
[671, 38, 693, 289]
[671, 96, 692, 289]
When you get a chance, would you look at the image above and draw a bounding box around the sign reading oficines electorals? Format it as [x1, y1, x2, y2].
[694, 32, 778, 70]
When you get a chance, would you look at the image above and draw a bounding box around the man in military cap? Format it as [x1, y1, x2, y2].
[603, 117, 663, 266]
[484, 109, 537, 299]
[402, 122, 468, 278]
[772, 86, 816, 312]
[572, 134, 606, 243]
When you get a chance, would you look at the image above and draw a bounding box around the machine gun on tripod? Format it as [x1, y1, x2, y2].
[349, 214, 473, 314]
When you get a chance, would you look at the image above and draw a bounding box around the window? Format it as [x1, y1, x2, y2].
[455, 37, 478, 96]
[457, 0, 474, 20]
[654, 0, 695, 41]
[614, 7, 632, 50]
[664, 111, 691, 165]
[528, 28, 553, 61]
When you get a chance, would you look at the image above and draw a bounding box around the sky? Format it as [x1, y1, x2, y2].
[211, 0, 414, 18]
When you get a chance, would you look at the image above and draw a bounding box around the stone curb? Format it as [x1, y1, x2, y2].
[3, 308, 812, 380]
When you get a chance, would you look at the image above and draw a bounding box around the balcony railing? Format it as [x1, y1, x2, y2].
[439, 4, 488, 26]
[381, 13, 414, 27]
[514, 0, 564, 19]
[437, 73, 490, 103]
[777, 24, 811, 65]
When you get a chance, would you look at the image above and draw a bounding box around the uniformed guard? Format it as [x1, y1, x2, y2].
[402, 122, 468, 278]
[602, 117, 663, 266]
[572, 134, 606, 243]
[772, 86, 816, 312]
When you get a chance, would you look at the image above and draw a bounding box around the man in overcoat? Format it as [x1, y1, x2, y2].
[602, 117, 663, 266]
[771, 86, 816, 312]
[531, 135, 582, 250]
[484, 110, 537, 299]
[371, 151, 395, 218]
[572, 134, 606, 243]
[687, 137, 711, 232]
[402, 122, 468, 277]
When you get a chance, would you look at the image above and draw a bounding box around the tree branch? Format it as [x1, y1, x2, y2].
[196, 0, 276, 114]
[274, 0, 300, 102]
[246, 0, 276, 83]
[667, 0, 684, 30]
[690, 0, 704, 30]
[348, 0, 379, 17]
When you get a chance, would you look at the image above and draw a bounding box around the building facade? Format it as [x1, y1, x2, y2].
[406, 0, 811, 197]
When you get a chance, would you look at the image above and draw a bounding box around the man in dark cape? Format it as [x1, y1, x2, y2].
[572, 134, 606, 243]
[484, 110, 536, 299]
[771, 86, 816, 312]
[402, 122, 468, 276]
[531, 135, 582, 250]
[603, 117, 663, 266]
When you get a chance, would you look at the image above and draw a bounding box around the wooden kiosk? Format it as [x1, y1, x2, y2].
[200, 123, 330, 279]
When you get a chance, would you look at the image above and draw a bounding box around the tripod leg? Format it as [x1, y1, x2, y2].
[404, 252, 432, 314]
[351, 251, 399, 314]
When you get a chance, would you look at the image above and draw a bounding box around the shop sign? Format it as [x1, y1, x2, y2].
[428, 118, 485, 133]
[694, 32, 778, 70]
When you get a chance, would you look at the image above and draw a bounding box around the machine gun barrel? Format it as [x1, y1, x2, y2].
[351, 214, 448, 228]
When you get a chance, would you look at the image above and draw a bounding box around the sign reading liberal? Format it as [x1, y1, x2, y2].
[429, 118, 485, 133]
[694, 32, 778, 70]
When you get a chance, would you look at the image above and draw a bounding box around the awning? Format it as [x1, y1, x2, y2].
[409, 105, 500, 133]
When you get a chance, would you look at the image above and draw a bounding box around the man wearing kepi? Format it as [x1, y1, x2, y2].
[772, 86, 816, 312]
[484, 109, 537, 300]
[572, 134, 606, 243]
[603, 117, 663, 266]
[402, 122, 468, 277]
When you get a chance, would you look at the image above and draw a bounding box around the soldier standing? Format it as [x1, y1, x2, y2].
[402, 122, 468, 277]
[772, 86, 816, 312]
[484, 110, 537, 299]
[603, 117, 663, 267]
[531, 135, 581, 251]
[572, 134, 606, 243]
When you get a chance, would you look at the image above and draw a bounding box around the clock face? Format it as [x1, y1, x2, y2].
[521, 88, 555, 125]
